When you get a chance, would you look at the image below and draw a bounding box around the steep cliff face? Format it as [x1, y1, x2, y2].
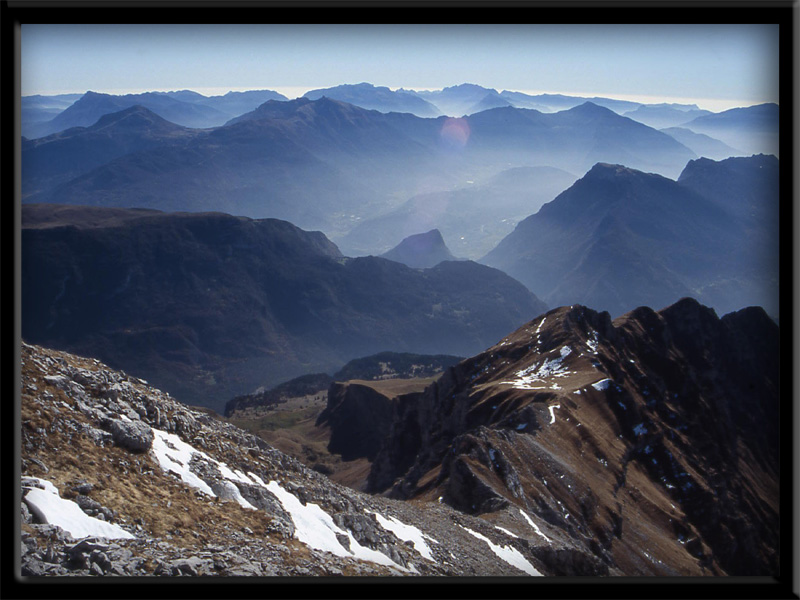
[367, 298, 780, 576]
[317, 382, 394, 462]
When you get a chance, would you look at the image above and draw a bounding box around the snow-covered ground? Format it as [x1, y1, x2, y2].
[371, 512, 436, 562]
[264, 481, 412, 572]
[502, 346, 574, 390]
[149, 425, 417, 572]
[22, 478, 134, 541]
[459, 525, 541, 576]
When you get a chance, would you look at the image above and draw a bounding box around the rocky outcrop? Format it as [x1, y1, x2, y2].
[317, 382, 394, 461]
[367, 299, 780, 576]
[105, 418, 154, 453]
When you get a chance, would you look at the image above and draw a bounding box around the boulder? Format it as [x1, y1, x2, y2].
[106, 418, 154, 453]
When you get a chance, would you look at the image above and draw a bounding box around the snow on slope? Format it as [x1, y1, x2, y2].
[459, 525, 541, 576]
[371, 512, 436, 561]
[149, 424, 415, 571]
[22, 478, 135, 540]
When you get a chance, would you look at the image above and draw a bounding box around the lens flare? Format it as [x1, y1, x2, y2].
[440, 117, 470, 149]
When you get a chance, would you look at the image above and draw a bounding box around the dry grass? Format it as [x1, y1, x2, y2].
[20, 346, 289, 553]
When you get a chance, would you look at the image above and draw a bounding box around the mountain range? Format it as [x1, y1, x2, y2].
[679, 103, 779, 156]
[481, 154, 779, 318]
[21, 204, 546, 412]
[15, 81, 784, 584]
[24, 85, 773, 165]
[23, 89, 289, 139]
[23, 97, 700, 250]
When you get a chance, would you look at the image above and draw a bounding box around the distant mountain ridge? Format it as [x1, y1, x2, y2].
[481, 155, 779, 318]
[303, 83, 441, 117]
[22, 105, 199, 198]
[340, 166, 579, 258]
[623, 105, 712, 129]
[679, 103, 779, 156]
[659, 127, 742, 161]
[24, 97, 698, 253]
[23, 88, 289, 139]
[22, 204, 546, 412]
[380, 229, 458, 268]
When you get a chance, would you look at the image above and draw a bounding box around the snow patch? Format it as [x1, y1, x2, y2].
[501, 346, 573, 390]
[535, 317, 547, 334]
[372, 512, 436, 561]
[265, 481, 409, 571]
[548, 404, 561, 424]
[495, 526, 519, 538]
[591, 378, 612, 391]
[460, 526, 541, 576]
[150, 429, 216, 496]
[519, 510, 551, 543]
[586, 330, 599, 353]
[23, 478, 134, 540]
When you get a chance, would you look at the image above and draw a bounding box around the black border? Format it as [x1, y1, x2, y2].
[2, 2, 797, 599]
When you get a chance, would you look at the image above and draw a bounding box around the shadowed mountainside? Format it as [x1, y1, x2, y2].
[365, 299, 779, 576]
[481, 155, 779, 318]
[22, 205, 546, 412]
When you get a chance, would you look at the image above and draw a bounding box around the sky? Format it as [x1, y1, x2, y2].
[21, 24, 780, 112]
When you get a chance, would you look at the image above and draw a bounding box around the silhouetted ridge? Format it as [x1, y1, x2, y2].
[380, 229, 457, 268]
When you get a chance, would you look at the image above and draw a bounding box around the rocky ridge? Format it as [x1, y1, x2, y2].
[19, 341, 576, 578]
[366, 298, 780, 576]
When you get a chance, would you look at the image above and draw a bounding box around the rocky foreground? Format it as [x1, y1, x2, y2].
[19, 341, 566, 578]
[16, 297, 782, 582]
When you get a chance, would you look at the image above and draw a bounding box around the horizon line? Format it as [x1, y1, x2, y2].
[21, 85, 773, 114]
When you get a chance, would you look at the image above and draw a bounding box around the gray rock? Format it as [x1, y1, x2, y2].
[71, 481, 94, 495]
[210, 479, 242, 503]
[82, 423, 113, 446]
[75, 494, 102, 512]
[21, 561, 49, 576]
[106, 418, 154, 453]
[21, 501, 32, 524]
[335, 533, 351, 551]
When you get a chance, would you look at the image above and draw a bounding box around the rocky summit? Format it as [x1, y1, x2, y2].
[366, 298, 779, 576]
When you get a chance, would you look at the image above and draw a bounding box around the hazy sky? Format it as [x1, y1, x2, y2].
[21, 24, 780, 111]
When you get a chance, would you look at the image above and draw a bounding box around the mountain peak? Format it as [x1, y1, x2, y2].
[380, 229, 458, 269]
[585, 162, 642, 179]
[91, 105, 172, 129]
[566, 101, 614, 115]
